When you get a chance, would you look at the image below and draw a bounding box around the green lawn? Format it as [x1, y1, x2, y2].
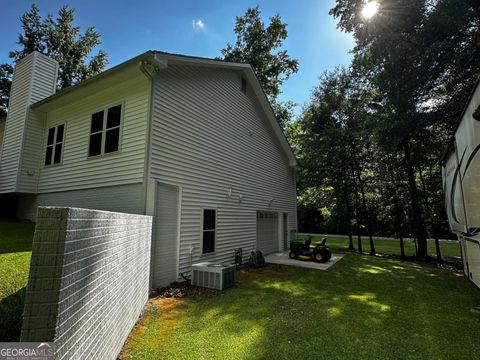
[0, 221, 35, 341]
[121, 255, 480, 360]
[305, 236, 460, 260]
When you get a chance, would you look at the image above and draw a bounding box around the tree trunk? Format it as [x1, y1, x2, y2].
[399, 234, 405, 259]
[403, 142, 428, 258]
[388, 162, 405, 259]
[348, 231, 355, 251]
[433, 224, 443, 264]
[434, 237, 443, 264]
[357, 233, 363, 254]
[368, 233, 376, 256]
[352, 149, 375, 256]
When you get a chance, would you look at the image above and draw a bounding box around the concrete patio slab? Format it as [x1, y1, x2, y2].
[265, 251, 344, 270]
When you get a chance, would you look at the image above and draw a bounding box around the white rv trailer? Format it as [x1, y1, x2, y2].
[442, 76, 480, 288]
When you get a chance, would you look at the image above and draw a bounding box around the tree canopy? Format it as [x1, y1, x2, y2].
[221, 6, 299, 127]
[290, 0, 480, 258]
[0, 4, 108, 116]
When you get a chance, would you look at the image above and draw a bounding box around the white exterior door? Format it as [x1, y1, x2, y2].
[152, 182, 180, 288]
[256, 211, 279, 255]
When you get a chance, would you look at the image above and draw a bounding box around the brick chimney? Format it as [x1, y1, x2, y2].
[0, 51, 58, 193]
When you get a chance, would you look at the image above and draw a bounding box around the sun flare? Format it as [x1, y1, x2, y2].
[362, 1, 379, 19]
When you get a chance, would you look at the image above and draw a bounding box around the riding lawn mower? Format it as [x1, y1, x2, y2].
[289, 236, 332, 263]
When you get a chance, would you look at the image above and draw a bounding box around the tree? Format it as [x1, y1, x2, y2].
[0, 4, 108, 116]
[329, 0, 480, 258]
[221, 6, 299, 127]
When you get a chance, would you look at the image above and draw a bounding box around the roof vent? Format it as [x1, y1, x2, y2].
[241, 77, 247, 94]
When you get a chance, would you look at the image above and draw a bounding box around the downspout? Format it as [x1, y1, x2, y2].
[139, 59, 161, 215]
[138, 58, 160, 293]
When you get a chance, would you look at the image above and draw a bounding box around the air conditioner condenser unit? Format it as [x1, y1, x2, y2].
[192, 262, 236, 290]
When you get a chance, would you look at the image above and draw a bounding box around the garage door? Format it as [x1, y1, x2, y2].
[256, 211, 279, 255]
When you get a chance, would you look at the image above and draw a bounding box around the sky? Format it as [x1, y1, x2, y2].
[1, 0, 355, 116]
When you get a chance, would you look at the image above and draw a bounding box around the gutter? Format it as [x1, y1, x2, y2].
[31, 51, 156, 110]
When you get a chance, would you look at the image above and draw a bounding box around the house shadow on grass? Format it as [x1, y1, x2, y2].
[0, 286, 26, 341]
[121, 255, 480, 360]
[0, 221, 35, 254]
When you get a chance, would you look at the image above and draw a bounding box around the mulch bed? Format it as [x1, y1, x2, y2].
[151, 281, 221, 299]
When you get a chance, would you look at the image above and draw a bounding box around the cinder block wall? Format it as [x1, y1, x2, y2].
[21, 207, 152, 360]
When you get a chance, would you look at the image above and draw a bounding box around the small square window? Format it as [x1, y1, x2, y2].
[241, 77, 247, 94]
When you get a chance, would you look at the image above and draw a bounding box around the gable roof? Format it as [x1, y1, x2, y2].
[31, 50, 297, 167]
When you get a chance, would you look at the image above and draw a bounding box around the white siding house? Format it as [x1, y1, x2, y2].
[0, 50, 298, 288]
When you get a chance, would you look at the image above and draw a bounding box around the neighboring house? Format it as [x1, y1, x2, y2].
[442, 76, 480, 288]
[0, 51, 298, 287]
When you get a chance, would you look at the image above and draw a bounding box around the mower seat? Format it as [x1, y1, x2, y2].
[302, 237, 312, 251]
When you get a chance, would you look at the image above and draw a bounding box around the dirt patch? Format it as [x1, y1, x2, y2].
[237, 264, 290, 282]
[149, 298, 186, 336]
[118, 298, 186, 359]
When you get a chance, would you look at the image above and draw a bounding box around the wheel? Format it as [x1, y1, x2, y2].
[289, 251, 298, 259]
[323, 250, 332, 262]
[313, 252, 323, 263]
[320, 250, 332, 263]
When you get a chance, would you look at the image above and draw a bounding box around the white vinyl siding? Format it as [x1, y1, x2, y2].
[150, 65, 297, 276]
[17, 110, 46, 192]
[36, 75, 149, 193]
[16, 183, 146, 221]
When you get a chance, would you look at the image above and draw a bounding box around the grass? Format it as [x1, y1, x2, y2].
[306, 236, 461, 260]
[121, 255, 480, 360]
[0, 221, 35, 341]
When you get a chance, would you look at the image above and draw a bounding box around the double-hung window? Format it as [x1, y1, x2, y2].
[202, 209, 216, 254]
[88, 104, 122, 157]
[45, 124, 65, 166]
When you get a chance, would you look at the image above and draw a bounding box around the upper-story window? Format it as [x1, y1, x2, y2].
[45, 124, 65, 166]
[88, 104, 122, 157]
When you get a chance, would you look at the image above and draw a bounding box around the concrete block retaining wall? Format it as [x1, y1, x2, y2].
[21, 207, 152, 360]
